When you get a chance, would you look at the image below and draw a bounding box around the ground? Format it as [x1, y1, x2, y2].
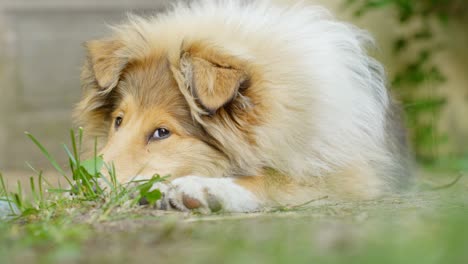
[0, 169, 467, 264]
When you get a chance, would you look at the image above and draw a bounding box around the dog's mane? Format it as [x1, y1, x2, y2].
[76, 0, 408, 187]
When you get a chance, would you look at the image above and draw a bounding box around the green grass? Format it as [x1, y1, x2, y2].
[0, 129, 166, 225]
[0, 129, 170, 263]
[0, 130, 467, 264]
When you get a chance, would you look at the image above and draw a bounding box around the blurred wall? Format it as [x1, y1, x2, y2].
[0, 0, 467, 171]
[0, 0, 173, 170]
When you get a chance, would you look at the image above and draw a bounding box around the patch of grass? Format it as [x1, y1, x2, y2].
[1, 129, 467, 263]
[1, 129, 166, 219]
[184, 209, 468, 264]
[0, 129, 167, 261]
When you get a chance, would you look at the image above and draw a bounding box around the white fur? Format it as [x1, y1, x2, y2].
[95, 0, 411, 211]
[112, 0, 393, 183]
[143, 176, 261, 213]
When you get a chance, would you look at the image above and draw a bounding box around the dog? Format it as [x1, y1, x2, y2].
[74, 0, 411, 213]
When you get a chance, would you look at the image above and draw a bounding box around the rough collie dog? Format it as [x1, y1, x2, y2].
[74, 0, 411, 213]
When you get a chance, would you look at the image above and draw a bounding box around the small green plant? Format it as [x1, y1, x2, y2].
[0, 128, 166, 222]
[0, 129, 168, 263]
[132, 176, 164, 206]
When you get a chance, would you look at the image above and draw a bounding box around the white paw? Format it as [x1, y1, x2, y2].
[141, 176, 262, 213]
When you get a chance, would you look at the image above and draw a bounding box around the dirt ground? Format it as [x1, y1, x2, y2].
[1, 169, 467, 264]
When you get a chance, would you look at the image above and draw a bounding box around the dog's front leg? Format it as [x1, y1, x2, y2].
[138, 176, 266, 213]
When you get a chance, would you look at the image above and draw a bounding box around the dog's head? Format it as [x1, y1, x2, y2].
[74, 37, 264, 182]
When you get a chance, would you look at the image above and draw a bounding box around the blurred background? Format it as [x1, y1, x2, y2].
[0, 0, 467, 176]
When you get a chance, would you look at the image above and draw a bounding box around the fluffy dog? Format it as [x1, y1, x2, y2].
[74, 0, 411, 213]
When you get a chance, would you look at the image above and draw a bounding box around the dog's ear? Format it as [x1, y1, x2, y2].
[84, 39, 127, 91]
[180, 52, 248, 113]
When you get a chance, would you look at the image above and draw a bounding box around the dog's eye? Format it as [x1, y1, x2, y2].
[151, 128, 171, 140]
[114, 116, 123, 128]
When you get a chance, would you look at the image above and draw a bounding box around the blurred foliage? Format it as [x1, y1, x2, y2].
[345, 0, 467, 164]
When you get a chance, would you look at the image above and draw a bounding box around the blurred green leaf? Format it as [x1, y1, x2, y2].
[413, 29, 432, 40]
[80, 156, 104, 178]
[134, 175, 166, 206]
[404, 98, 446, 112]
[393, 38, 407, 54]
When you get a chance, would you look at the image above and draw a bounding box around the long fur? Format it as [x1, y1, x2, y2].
[75, 0, 411, 207]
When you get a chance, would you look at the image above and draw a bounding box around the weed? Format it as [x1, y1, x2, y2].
[1, 128, 165, 222]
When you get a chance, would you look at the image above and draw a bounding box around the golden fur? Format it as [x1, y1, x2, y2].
[74, 0, 411, 212]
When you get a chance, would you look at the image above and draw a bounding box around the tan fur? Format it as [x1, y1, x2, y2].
[74, 1, 411, 210]
[92, 54, 233, 183]
[234, 169, 323, 206]
[86, 39, 127, 91]
[182, 54, 247, 113]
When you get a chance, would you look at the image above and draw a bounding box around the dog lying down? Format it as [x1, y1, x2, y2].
[74, 0, 412, 213]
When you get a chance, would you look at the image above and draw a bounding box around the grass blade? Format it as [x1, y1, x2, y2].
[0, 173, 16, 214]
[63, 144, 77, 166]
[25, 132, 72, 186]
